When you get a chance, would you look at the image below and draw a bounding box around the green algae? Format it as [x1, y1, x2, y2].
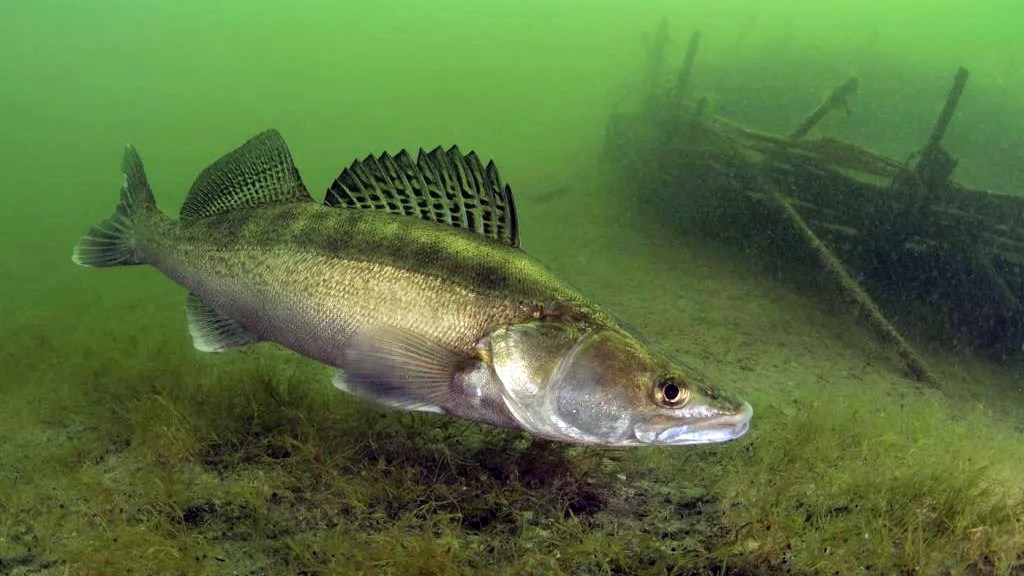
[3, 229, 1023, 575]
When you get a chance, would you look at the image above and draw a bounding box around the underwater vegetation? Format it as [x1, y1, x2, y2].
[2, 205, 1023, 575]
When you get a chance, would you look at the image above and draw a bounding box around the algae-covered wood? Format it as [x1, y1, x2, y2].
[606, 28, 1024, 357]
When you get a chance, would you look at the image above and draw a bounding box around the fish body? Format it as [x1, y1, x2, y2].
[73, 130, 752, 446]
[148, 202, 585, 363]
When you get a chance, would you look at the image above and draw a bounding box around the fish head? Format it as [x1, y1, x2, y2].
[488, 320, 752, 446]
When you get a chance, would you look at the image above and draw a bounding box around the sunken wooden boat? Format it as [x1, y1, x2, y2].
[604, 23, 1024, 381]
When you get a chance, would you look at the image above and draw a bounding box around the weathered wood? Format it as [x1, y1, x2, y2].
[674, 31, 702, 104]
[604, 24, 1024, 358]
[746, 80, 940, 382]
[772, 190, 939, 384]
[914, 67, 970, 192]
[928, 67, 970, 149]
[789, 77, 859, 140]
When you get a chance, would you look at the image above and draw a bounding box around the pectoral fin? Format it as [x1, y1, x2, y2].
[334, 327, 468, 413]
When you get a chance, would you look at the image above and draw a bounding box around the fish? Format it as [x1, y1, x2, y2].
[72, 130, 752, 446]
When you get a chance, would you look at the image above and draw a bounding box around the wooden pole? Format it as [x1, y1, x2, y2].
[642, 18, 673, 112]
[674, 30, 702, 103]
[770, 191, 940, 385]
[914, 67, 970, 191]
[927, 67, 969, 149]
[789, 77, 859, 140]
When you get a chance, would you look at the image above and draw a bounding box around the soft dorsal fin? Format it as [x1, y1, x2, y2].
[324, 146, 520, 247]
[180, 130, 313, 224]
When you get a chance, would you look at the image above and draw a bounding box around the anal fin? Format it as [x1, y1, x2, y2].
[186, 293, 261, 352]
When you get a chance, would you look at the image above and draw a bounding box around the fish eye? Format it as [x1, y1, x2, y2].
[655, 376, 689, 408]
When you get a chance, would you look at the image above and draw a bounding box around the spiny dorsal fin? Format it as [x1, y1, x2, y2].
[324, 146, 519, 247]
[180, 130, 312, 224]
[185, 293, 261, 352]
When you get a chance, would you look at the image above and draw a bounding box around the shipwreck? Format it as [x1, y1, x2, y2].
[604, 21, 1024, 383]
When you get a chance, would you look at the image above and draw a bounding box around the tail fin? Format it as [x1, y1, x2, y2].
[72, 144, 158, 267]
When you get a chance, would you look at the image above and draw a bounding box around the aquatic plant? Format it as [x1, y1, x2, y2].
[4, 306, 1022, 575]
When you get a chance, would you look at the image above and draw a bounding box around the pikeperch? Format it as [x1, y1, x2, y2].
[72, 130, 752, 446]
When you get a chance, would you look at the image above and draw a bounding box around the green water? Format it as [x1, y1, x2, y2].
[2, 1, 1023, 574]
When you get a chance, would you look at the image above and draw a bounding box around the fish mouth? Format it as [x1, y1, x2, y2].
[633, 401, 753, 445]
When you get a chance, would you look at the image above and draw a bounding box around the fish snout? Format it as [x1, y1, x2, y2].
[634, 400, 753, 445]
